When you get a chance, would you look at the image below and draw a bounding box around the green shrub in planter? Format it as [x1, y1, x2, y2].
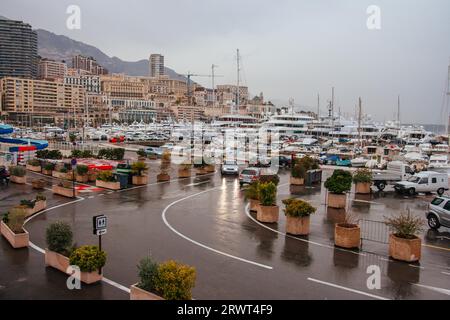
[353, 168, 372, 183]
[69, 245, 106, 272]
[244, 182, 259, 200]
[46, 222, 73, 255]
[27, 159, 41, 166]
[76, 165, 89, 176]
[71, 149, 82, 158]
[20, 199, 35, 208]
[136, 149, 147, 158]
[4, 207, 26, 234]
[43, 163, 55, 171]
[324, 169, 352, 194]
[258, 182, 277, 206]
[59, 167, 68, 173]
[97, 170, 115, 182]
[37, 150, 63, 160]
[282, 198, 316, 217]
[154, 260, 196, 300]
[36, 193, 46, 201]
[384, 210, 424, 239]
[292, 156, 319, 179]
[10, 166, 26, 177]
[259, 174, 280, 186]
[137, 257, 159, 293]
[131, 161, 148, 176]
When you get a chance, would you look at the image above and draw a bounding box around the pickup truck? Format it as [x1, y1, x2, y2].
[394, 171, 448, 196]
[372, 161, 415, 191]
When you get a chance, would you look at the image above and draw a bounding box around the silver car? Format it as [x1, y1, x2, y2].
[239, 167, 261, 186]
[427, 196, 450, 230]
[221, 161, 239, 175]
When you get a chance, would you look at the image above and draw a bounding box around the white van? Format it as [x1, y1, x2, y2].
[394, 171, 448, 196]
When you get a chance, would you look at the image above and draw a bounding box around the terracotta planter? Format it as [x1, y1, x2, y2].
[196, 168, 207, 175]
[76, 174, 89, 183]
[138, 156, 146, 161]
[290, 176, 304, 186]
[157, 173, 170, 182]
[42, 169, 53, 176]
[389, 234, 421, 262]
[149, 155, 158, 160]
[178, 168, 191, 178]
[257, 205, 279, 223]
[205, 165, 215, 173]
[130, 284, 164, 300]
[355, 182, 371, 194]
[334, 224, 361, 249]
[249, 199, 260, 212]
[52, 185, 78, 198]
[327, 193, 347, 209]
[79, 271, 103, 284]
[26, 164, 41, 172]
[286, 215, 310, 235]
[25, 200, 47, 217]
[132, 175, 148, 185]
[88, 172, 98, 182]
[96, 179, 121, 190]
[31, 179, 46, 189]
[52, 171, 70, 180]
[0, 221, 29, 248]
[45, 249, 70, 273]
[10, 175, 26, 184]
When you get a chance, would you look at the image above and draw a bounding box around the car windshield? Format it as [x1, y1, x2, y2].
[241, 170, 256, 175]
[225, 161, 236, 165]
[407, 176, 420, 183]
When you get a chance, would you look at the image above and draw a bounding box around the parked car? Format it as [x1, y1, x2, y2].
[221, 161, 239, 175]
[427, 196, 450, 229]
[145, 147, 163, 157]
[373, 161, 415, 191]
[239, 167, 261, 186]
[394, 171, 448, 196]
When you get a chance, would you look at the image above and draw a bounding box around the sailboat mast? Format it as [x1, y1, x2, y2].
[236, 49, 240, 114]
[358, 97, 362, 148]
[317, 94, 320, 120]
[397, 95, 401, 125]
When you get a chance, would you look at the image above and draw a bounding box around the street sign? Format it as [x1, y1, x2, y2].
[93, 214, 107, 235]
[71, 158, 77, 167]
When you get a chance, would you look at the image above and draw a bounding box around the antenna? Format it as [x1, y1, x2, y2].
[317, 94, 320, 119]
[358, 97, 362, 148]
[397, 95, 401, 125]
[212, 64, 218, 108]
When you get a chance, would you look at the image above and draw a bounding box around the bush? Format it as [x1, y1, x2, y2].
[43, 162, 55, 171]
[81, 150, 93, 158]
[292, 156, 319, 179]
[384, 210, 424, 239]
[76, 165, 89, 176]
[97, 170, 115, 182]
[71, 150, 94, 159]
[160, 151, 171, 174]
[59, 167, 68, 173]
[259, 174, 280, 186]
[282, 198, 316, 217]
[137, 257, 159, 293]
[136, 149, 147, 157]
[353, 168, 372, 183]
[36, 193, 46, 201]
[69, 245, 106, 272]
[244, 182, 259, 201]
[10, 166, 26, 177]
[324, 169, 352, 194]
[36, 150, 62, 160]
[46, 222, 73, 255]
[258, 182, 277, 206]
[20, 199, 35, 208]
[4, 207, 26, 234]
[131, 161, 148, 176]
[154, 260, 196, 300]
[98, 148, 124, 160]
[27, 159, 41, 166]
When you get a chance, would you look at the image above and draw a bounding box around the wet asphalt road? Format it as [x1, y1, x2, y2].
[1, 163, 450, 300]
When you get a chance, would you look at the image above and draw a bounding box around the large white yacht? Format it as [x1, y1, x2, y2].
[261, 113, 315, 136]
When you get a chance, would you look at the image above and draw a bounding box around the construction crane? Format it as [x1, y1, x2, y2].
[181, 69, 223, 104]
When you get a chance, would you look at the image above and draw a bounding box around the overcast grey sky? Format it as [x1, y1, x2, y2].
[2, 0, 450, 124]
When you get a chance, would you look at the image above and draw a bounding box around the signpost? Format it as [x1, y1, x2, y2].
[93, 214, 107, 274]
[71, 158, 77, 198]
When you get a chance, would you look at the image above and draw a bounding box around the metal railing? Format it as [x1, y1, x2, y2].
[359, 219, 391, 247]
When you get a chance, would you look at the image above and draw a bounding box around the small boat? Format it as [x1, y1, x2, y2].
[351, 157, 368, 168]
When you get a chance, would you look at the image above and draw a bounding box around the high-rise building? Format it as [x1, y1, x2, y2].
[149, 54, 165, 77]
[38, 59, 67, 80]
[72, 55, 108, 75]
[0, 16, 38, 79]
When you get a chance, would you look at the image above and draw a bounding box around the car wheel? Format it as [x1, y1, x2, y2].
[408, 188, 415, 196]
[437, 188, 444, 196]
[377, 182, 386, 191]
[427, 214, 440, 230]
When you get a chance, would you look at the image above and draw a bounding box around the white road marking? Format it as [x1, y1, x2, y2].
[29, 242, 45, 254]
[245, 204, 366, 256]
[409, 264, 425, 270]
[185, 180, 210, 187]
[88, 196, 94, 199]
[442, 271, 450, 276]
[102, 277, 131, 293]
[162, 187, 274, 270]
[352, 199, 383, 205]
[307, 277, 389, 300]
[412, 283, 450, 296]
[24, 197, 85, 225]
